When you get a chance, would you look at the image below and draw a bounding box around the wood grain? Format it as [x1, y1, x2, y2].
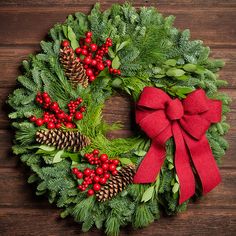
[0, 1, 235, 235]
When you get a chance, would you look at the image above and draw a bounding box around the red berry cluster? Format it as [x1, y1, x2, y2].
[61, 31, 121, 83]
[29, 92, 86, 129]
[72, 149, 120, 197]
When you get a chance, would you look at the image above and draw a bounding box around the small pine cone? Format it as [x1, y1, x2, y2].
[96, 165, 136, 202]
[59, 46, 89, 88]
[36, 129, 91, 152]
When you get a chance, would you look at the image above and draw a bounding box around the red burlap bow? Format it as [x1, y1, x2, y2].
[134, 87, 222, 204]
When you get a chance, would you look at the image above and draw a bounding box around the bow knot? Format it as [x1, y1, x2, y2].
[134, 87, 222, 204]
[166, 99, 183, 121]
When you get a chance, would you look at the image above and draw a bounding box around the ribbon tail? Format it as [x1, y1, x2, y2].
[133, 141, 166, 183]
[183, 133, 221, 195]
[172, 122, 196, 204]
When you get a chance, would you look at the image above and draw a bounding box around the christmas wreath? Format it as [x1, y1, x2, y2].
[8, 3, 230, 236]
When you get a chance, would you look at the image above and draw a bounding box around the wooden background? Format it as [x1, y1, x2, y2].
[0, 0, 235, 235]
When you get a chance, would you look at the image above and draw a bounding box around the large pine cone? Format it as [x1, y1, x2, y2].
[96, 165, 136, 202]
[59, 46, 89, 88]
[36, 129, 91, 152]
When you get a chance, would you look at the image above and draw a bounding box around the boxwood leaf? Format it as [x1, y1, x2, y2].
[141, 186, 154, 202]
[166, 68, 185, 77]
[165, 59, 177, 66]
[67, 26, 79, 49]
[53, 150, 64, 163]
[112, 56, 121, 69]
[119, 157, 133, 165]
[183, 63, 197, 72]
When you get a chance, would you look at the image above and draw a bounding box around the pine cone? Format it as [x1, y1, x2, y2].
[96, 165, 136, 202]
[59, 46, 89, 88]
[36, 129, 91, 152]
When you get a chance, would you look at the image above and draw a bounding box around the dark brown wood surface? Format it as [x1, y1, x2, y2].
[0, 1, 236, 235]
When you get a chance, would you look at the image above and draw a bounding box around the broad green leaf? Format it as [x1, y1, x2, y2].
[155, 83, 165, 88]
[38, 145, 55, 152]
[134, 150, 147, 156]
[53, 150, 64, 163]
[116, 40, 130, 52]
[165, 59, 177, 66]
[154, 74, 166, 79]
[166, 154, 173, 163]
[108, 48, 115, 58]
[62, 25, 68, 38]
[141, 186, 155, 202]
[172, 182, 179, 194]
[119, 157, 133, 165]
[175, 75, 188, 80]
[168, 163, 174, 170]
[62, 152, 80, 162]
[166, 68, 185, 77]
[152, 67, 162, 74]
[183, 63, 197, 72]
[111, 78, 123, 88]
[67, 26, 79, 49]
[112, 56, 121, 69]
[155, 176, 160, 194]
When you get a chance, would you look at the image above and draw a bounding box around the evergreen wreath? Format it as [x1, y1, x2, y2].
[7, 3, 230, 236]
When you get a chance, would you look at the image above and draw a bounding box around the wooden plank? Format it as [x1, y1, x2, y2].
[0, 8, 235, 47]
[0, 205, 235, 235]
[1, 0, 236, 8]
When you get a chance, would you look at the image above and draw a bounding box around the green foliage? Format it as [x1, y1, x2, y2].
[7, 3, 230, 236]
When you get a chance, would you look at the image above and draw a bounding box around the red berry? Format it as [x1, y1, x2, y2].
[86, 31, 93, 38]
[75, 47, 82, 54]
[84, 168, 91, 176]
[93, 176, 100, 183]
[93, 149, 99, 155]
[91, 59, 97, 66]
[80, 106, 86, 112]
[99, 177, 107, 185]
[81, 49, 88, 55]
[77, 98, 83, 103]
[96, 167, 103, 175]
[93, 183, 101, 191]
[29, 116, 37, 122]
[87, 189, 94, 196]
[55, 123, 62, 129]
[65, 122, 74, 128]
[61, 40, 70, 47]
[76, 172, 83, 179]
[85, 37, 92, 43]
[100, 154, 108, 162]
[113, 159, 120, 166]
[105, 60, 112, 67]
[72, 168, 79, 175]
[50, 102, 59, 111]
[84, 57, 92, 65]
[47, 122, 55, 129]
[102, 163, 109, 171]
[44, 97, 51, 104]
[36, 118, 44, 126]
[90, 44, 98, 51]
[104, 173, 110, 179]
[112, 170, 118, 176]
[97, 63, 105, 71]
[109, 164, 116, 172]
[86, 68, 93, 76]
[89, 75, 96, 82]
[74, 111, 83, 120]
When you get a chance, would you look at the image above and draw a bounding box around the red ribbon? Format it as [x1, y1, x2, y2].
[133, 87, 222, 204]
